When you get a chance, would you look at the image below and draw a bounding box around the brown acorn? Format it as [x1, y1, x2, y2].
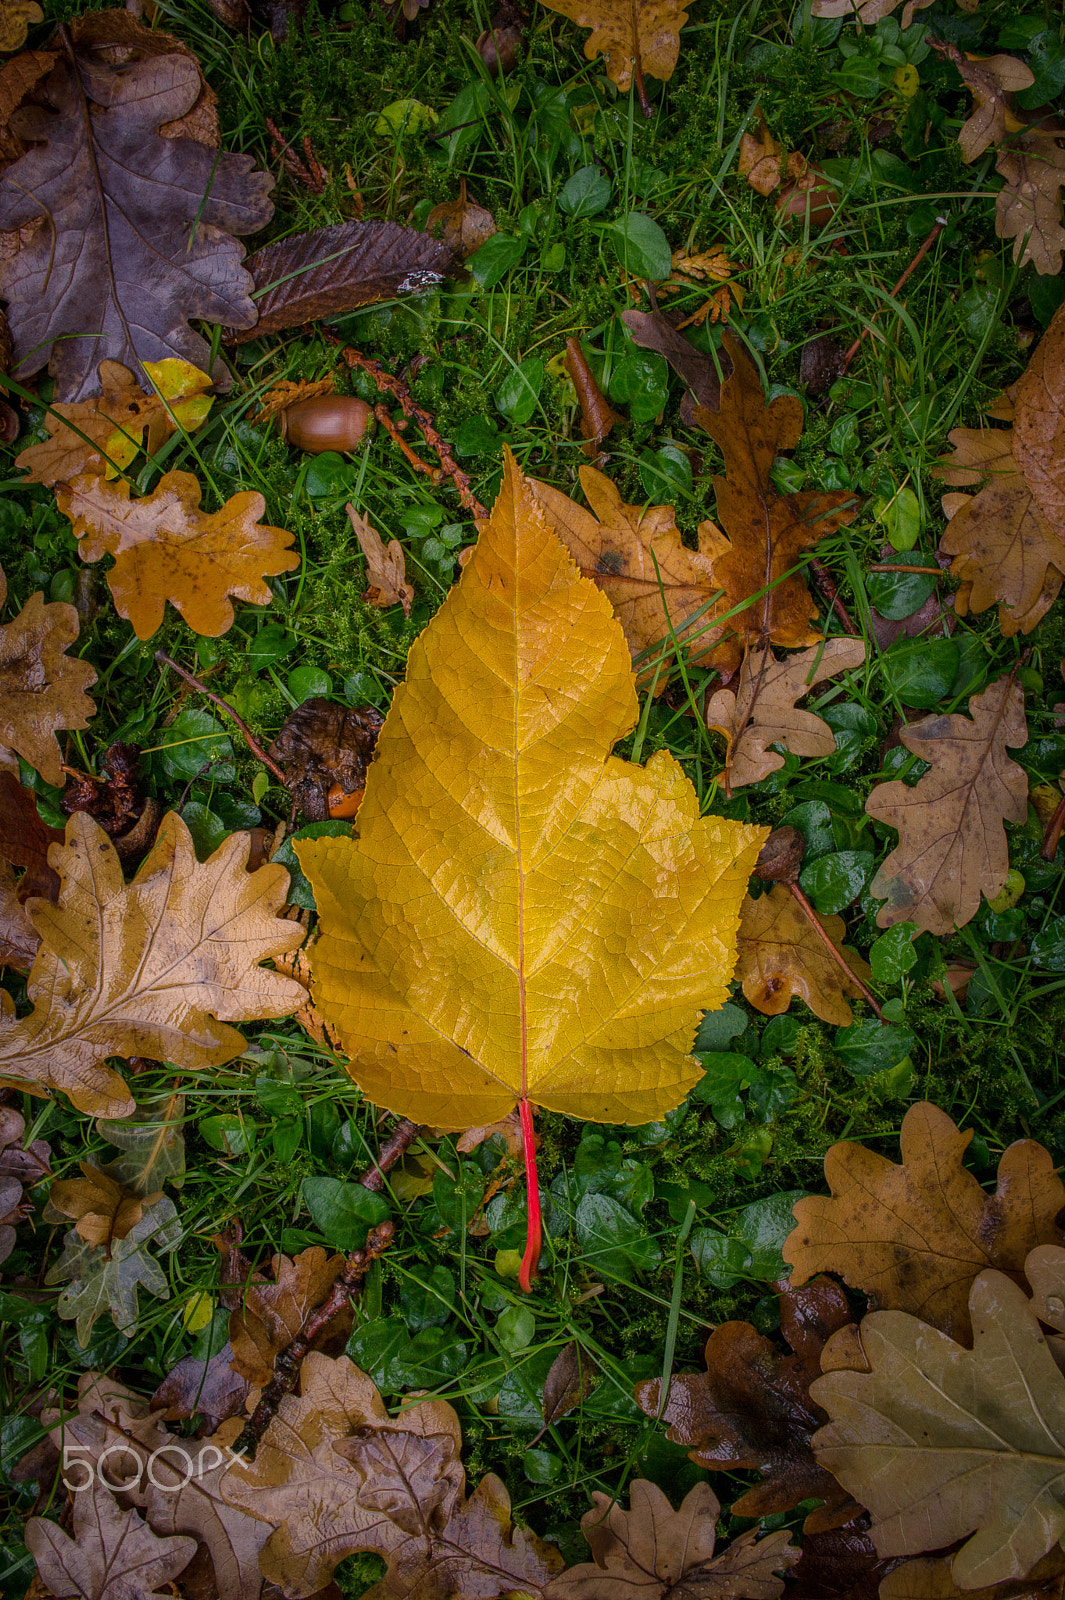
[476, 2, 525, 75]
[280, 396, 372, 454]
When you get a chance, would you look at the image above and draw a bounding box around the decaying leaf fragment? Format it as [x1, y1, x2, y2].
[425, 180, 497, 259]
[536, 0, 689, 101]
[298, 452, 766, 1129]
[705, 638, 866, 791]
[57, 470, 299, 640]
[0, 568, 97, 787]
[267, 698, 383, 822]
[635, 1278, 860, 1535]
[228, 1244, 351, 1385]
[347, 505, 414, 617]
[736, 884, 873, 1027]
[543, 1479, 799, 1599]
[45, 1161, 158, 1248]
[0, 0, 42, 55]
[0, 810, 306, 1119]
[810, 1265, 1065, 1589]
[865, 672, 1028, 935]
[26, 1482, 196, 1600]
[784, 1100, 1065, 1342]
[1014, 300, 1065, 534]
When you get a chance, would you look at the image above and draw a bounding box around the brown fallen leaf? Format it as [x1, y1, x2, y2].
[865, 672, 1028, 935]
[0, 1106, 48, 1262]
[0, 569, 97, 787]
[0, 0, 41, 55]
[952, 51, 1036, 162]
[881, 1549, 1065, 1600]
[346, 505, 414, 617]
[57, 470, 299, 641]
[45, 1161, 159, 1249]
[735, 884, 874, 1027]
[705, 638, 866, 792]
[229, 1245, 351, 1386]
[267, 699, 384, 823]
[236, 220, 457, 341]
[0, 47, 55, 165]
[536, 0, 689, 108]
[68, 8, 222, 150]
[564, 337, 621, 455]
[0, 772, 62, 896]
[620, 307, 727, 422]
[456, 1108, 524, 1158]
[783, 1100, 1065, 1343]
[425, 179, 497, 260]
[1014, 301, 1065, 536]
[150, 1341, 251, 1434]
[221, 1350, 563, 1598]
[0, 37, 272, 401]
[790, 1524, 899, 1600]
[543, 1479, 799, 1599]
[0, 810, 306, 1119]
[810, 1267, 1065, 1589]
[0, 859, 38, 973]
[636, 1278, 859, 1534]
[995, 121, 1065, 277]
[811, 0, 932, 25]
[739, 113, 787, 195]
[15, 359, 214, 487]
[43, 1368, 175, 1485]
[534, 1341, 600, 1443]
[26, 1481, 196, 1600]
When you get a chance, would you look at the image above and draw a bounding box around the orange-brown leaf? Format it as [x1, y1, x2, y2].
[57, 470, 299, 640]
[564, 336, 621, 454]
[952, 51, 1035, 162]
[735, 884, 873, 1027]
[45, 1161, 156, 1248]
[783, 1100, 1065, 1342]
[346, 505, 414, 617]
[228, 1245, 350, 1385]
[425, 181, 497, 260]
[536, 0, 688, 94]
[0, 578, 97, 787]
[1014, 300, 1065, 534]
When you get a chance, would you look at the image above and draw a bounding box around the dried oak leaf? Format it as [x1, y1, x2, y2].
[347, 505, 414, 618]
[66, 8, 222, 149]
[296, 451, 765, 1129]
[705, 638, 866, 792]
[15, 359, 214, 487]
[735, 883, 873, 1028]
[537, 0, 687, 95]
[810, 1267, 1065, 1589]
[635, 1278, 859, 1535]
[0, 574, 97, 787]
[45, 1195, 181, 1345]
[0, 810, 306, 1119]
[995, 123, 1065, 277]
[880, 1549, 1065, 1600]
[0, 859, 39, 974]
[267, 699, 384, 823]
[952, 51, 1036, 163]
[26, 1482, 195, 1600]
[811, 0, 932, 26]
[543, 1479, 798, 1599]
[1014, 300, 1065, 535]
[45, 1160, 158, 1248]
[57, 470, 299, 641]
[43, 1368, 175, 1485]
[236, 220, 456, 342]
[783, 1100, 1065, 1343]
[865, 672, 1027, 935]
[228, 1245, 351, 1385]
[0, 44, 272, 402]
[220, 1350, 563, 1599]
[620, 307, 728, 422]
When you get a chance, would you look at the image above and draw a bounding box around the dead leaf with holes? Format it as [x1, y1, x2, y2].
[44, 1161, 159, 1249]
[267, 699, 383, 822]
[0, 810, 306, 1119]
[536, 0, 689, 103]
[865, 672, 1027, 935]
[26, 1482, 196, 1600]
[347, 505, 414, 617]
[220, 1350, 564, 1599]
[228, 1245, 352, 1386]
[705, 638, 866, 792]
[735, 884, 873, 1028]
[783, 1100, 1065, 1343]
[56, 470, 299, 640]
[635, 1278, 860, 1536]
[15, 359, 214, 486]
[0, 567, 97, 787]
[543, 1479, 799, 1599]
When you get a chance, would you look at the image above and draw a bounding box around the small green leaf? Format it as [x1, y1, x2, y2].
[881, 637, 960, 708]
[869, 923, 919, 985]
[301, 1177, 391, 1250]
[470, 233, 528, 289]
[497, 1304, 536, 1352]
[690, 1191, 805, 1288]
[799, 849, 875, 914]
[607, 212, 672, 280]
[559, 165, 612, 218]
[496, 357, 543, 426]
[288, 664, 332, 701]
[834, 1018, 915, 1077]
[199, 1114, 256, 1156]
[373, 98, 438, 136]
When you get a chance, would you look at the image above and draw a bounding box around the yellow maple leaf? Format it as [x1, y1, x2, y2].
[299, 453, 765, 1142]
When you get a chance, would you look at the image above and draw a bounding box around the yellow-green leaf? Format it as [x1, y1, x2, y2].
[299, 452, 765, 1130]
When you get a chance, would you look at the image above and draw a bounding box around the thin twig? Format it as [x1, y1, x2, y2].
[1041, 792, 1065, 862]
[373, 403, 442, 483]
[840, 217, 947, 375]
[787, 881, 885, 1021]
[154, 652, 288, 787]
[808, 557, 860, 636]
[360, 1117, 423, 1191]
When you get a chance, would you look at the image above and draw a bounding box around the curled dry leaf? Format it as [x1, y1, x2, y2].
[456, 1107, 524, 1158]
[220, 1350, 563, 1599]
[26, 1482, 196, 1600]
[15, 359, 214, 487]
[0, 810, 306, 1119]
[735, 883, 874, 1027]
[1014, 301, 1065, 535]
[267, 698, 384, 823]
[45, 1195, 181, 1345]
[0, 38, 272, 401]
[425, 180, 497, 260]
[228, 1245, 352, 1386]
[543, 1479, 799, 1599]
[236, 219, 457, 341]
[810, 1266, 1065, 1589]
[536, 0, 688, 99]
[635, 1278, 860, 1534]
[297, 452, 765, 1129]
[783, 1100, 1065, 1343]
[865, 673, 1028, 935]
[57, 470, 299, 641]
[0, 577, 97, 787]
[564, 337, 621, 455]
[347, 505, 414, 617]
[705, 638, 866, 792]
[45, 1161, 158, 1248]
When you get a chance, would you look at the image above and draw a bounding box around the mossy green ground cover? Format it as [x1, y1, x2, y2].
[2, 0, 1065, 1589]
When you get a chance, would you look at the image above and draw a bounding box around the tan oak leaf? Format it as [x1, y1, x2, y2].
[45, 1161, 157, 1248]
[346, 505, 414, 618]
[228, 1245, 350, 1386]
[536, 0, 688, 97]
[26, 1482, 195, 1600]
[0, 568, 97, 787]
[735, 884, 873, 1027]
[995, 126, 1065, 277]
[1014, 300, 1065, 535]
[952, 52, 1036, 162]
